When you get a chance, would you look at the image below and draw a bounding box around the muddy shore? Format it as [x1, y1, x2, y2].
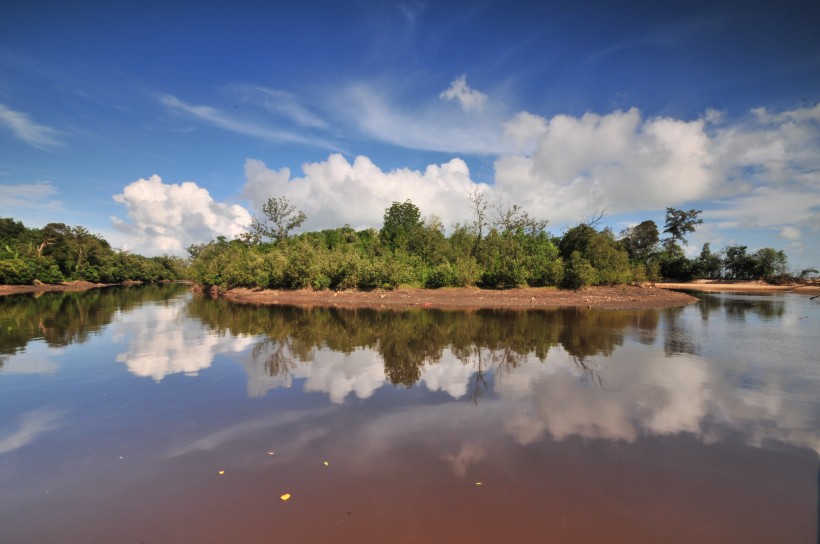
[218, 285, 698, 310]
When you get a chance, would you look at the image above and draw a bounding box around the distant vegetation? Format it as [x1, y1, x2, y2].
[186, 195, 811, 291]
[2, 196, 812, 290]
[0, 218, 188, 285]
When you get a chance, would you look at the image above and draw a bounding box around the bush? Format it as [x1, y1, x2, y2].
[424, 262, 457, 288]
[0, 258, 33, 284]
[561, 251, 597, 289]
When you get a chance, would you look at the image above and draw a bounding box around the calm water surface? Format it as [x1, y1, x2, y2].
[1, 285, 818, 543]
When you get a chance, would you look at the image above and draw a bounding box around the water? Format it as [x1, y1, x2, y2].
[1, 285, 818, 543]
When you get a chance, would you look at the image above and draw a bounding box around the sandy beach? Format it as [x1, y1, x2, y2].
[657, 279, 820, 294]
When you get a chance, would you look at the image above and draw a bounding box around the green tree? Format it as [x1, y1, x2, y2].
[723, 245, 753, 279]
[663, 208, 703, 246]
[380, 200, 422, 251]
[250, 196, 307, 244]
[751, 248, 788, 279]
[620, 220, 659, 262]
[692, 242, 722, 279]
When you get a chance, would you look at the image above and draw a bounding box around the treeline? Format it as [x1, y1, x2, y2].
[0, 218, 188, 285]
[188, 195, 808, 291]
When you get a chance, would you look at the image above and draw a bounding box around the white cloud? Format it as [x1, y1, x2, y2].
[0, 182, 61, 211]
[230, 85, 328, 129]
[779, 226, 801, 240]
[705, 187, 820, 230]
[112, 174, 252, 255]
[242, 154, 487, 231]
[495, 108, 718, 224]
[439, 75, 488, 112]
[338, 83, 510, 155]
[0, 104, 62, 149]
[160, 94, 336, 150]
[503, 111, 548, 152]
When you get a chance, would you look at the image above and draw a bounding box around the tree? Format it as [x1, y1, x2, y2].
[751, 248, 788, 279]
[490, 197, 548, 235]
[467, 188, 489, 241]
[692, 242, 722, 279]
[250, 196, 307, 244]
[380, 200, 422, 251]
[724, 245, 753, 279]
[663, 208, 703, 246]
[620, 220, 659, 262]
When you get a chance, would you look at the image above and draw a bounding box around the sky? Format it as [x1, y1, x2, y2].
[1, 0, 818, 269]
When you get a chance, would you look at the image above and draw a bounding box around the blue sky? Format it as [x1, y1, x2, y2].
[1, 0, 818, 268]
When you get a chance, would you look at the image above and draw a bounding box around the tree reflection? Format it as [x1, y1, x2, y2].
[697, 292, 786, 322]
[0, 284, 190, 358]
[186, 298, 661, 390]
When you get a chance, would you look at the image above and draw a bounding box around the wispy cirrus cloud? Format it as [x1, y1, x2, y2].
[230, 84, 328, 129]
[0, 104, 62, 149]
[160, 94, 338, 150]
[0, 182, 61, 210]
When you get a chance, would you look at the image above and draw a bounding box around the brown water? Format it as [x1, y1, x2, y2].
[1, 285, 817, 543]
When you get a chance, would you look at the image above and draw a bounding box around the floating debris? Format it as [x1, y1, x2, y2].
[323, 461, 329, 466]
[218, 470, 225, 475]
[280, 493, 291, 501]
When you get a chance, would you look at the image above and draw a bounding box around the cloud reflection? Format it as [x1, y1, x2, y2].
[0, 409, 61, 455]
[114, 304, 254, 381]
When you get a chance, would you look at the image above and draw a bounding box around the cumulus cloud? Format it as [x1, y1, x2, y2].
[439, 75, 488, 112]
[112, 174, 252, 255]
[494, 108, 718, 223]
[242, 154, 487, 231]
[0, 104, 62, 149]
[238, 100, 820, 259]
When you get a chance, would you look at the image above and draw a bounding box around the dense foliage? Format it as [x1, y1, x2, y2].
[0, 218, 188, 285]
[3, 200, 805, 290]
[187, 200, 805, 291]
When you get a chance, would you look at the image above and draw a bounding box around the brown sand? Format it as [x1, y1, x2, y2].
[657, 279, 820, 294]
[218, 285, 698, 310]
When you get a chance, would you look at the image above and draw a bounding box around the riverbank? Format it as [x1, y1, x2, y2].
[217, 284, 698, 310]
[0, 280, 187, 297]
[0, 280, 113, 296]
[657, 279, 820, 294]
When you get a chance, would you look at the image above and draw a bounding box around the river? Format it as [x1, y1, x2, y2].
[1, 284, 818, 543]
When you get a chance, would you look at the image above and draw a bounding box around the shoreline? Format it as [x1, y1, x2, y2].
[3, 279, 816, 308]
[656, 280, 820, 294]
[0, 280, 189, 297]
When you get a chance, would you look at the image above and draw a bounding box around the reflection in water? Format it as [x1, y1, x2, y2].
[186, 298, 659, 389]
[0, 284, 190, 357]
[0, 409, 61, 455]
[0, 285, 818, 543]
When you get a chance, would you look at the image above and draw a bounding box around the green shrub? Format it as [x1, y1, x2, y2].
[561, 251, 597, 289]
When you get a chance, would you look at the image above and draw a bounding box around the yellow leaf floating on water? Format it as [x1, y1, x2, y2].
[323, 461, 329, 466]
[280, 493, 291, 501]
[218, 470, 225, 475]
[267, 451, 275, 455]
[475, 482, 482, 486]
